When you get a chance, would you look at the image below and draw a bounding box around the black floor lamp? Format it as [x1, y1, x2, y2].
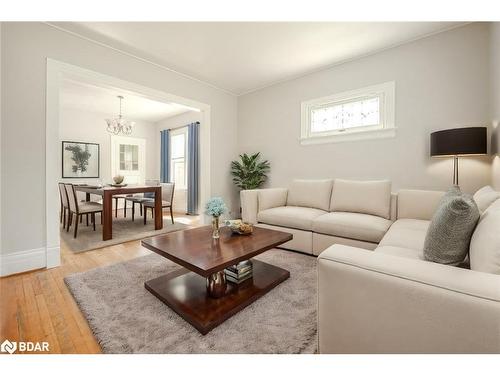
[430, 127, 487, 186]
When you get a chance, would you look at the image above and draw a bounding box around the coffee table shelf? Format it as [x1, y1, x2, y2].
[145, 259, 290, 334]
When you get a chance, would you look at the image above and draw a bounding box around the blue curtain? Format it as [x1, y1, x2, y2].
[160, 129, 171, 183]
[187, 122, 200, 215]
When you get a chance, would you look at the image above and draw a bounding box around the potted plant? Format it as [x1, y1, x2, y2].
[230, 152, 270, 190]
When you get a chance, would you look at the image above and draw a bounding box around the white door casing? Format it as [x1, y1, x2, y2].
[45, 58, 211, 275]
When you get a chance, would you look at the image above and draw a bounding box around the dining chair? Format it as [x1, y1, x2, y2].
[113, 194, 133, 218]
[75, 188, 94, 224]
[126, 179, 160, 221]
[58, 182, 70, 229]
[142, 182, 175, 225]
[64, 183, 103, 238]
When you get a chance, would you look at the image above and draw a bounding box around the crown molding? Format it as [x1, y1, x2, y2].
[43, 22, 238, 97]
[45, 21, 470, 97]
[238, 22, 471, 96]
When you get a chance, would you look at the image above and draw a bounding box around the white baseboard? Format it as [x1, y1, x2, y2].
[1, 247, 48, 276]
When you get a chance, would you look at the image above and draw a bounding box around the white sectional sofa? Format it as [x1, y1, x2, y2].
[241, 180, 500, 353]
[241, 179, 397, 255]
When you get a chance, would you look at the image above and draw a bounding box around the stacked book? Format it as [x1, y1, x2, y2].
[224, 261, 253, 284]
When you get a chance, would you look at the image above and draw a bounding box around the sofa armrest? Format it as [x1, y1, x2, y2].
[240, 188, 288, 224]
[240, 189, 259, 224]
[318, 245, 500, 353]
[397, 189, 445, 220]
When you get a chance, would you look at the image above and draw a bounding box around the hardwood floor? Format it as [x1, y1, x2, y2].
[0, 212, 200, 354]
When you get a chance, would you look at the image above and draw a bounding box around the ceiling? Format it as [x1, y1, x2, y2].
[60, 79, 192, 122]
[53, 22, 466, 95]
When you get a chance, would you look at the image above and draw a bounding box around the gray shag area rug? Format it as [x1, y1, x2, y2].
[64, 249, 318, 353]
[60, 215, 187, 253]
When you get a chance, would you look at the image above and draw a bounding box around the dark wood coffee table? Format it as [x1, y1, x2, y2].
[141, 225, 292, 334]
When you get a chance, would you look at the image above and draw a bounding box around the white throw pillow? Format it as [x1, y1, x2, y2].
[331, 179, 392, 219]
[469, 199, 500, 274]
[286, 179, 333, 211]
[473, 185, 500, 213]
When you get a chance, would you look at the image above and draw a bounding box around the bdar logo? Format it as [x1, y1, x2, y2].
[1, 339, 17, 354]
[0, 340, 49, 353]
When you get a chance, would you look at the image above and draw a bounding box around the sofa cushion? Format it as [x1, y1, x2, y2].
[473, 185, 500, 213]
[286, 179, 333, 211]
[423, 187, 480, 266]
[257, 206, 327, 231]
[330, 179, 392, 219]
[312, 212, 392, 243]
[470, 200, 500, 274]
[258, 188, 288, 211]
[379, 219, 430, 251]
[375, 245, 424, 260]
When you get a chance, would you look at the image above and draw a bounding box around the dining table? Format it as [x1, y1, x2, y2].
[74, 184, 163, 241]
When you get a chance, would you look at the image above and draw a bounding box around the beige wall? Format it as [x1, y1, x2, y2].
[491, 23, 500, 190]
[59, 107, 159, 183]
[1, 22, 238, 256]
[156, 111, 202, 131]
[238, 23, 492, 194]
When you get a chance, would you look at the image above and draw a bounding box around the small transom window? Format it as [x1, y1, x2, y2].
[301, 81, 395, 145]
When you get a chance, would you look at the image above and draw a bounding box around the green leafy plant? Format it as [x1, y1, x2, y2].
[65, 144, 91, 173]
[230, 152, 270, 190]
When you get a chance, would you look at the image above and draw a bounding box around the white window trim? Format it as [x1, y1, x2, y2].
[300, 81, 396, 145]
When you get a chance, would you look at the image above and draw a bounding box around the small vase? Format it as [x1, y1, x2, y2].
[212, 216, 220, 239]
[206, 271, 227, 298]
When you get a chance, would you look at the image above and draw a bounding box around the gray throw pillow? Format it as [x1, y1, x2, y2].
[423, 186, 480, 266]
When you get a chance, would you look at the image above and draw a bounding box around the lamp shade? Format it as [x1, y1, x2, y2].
[430, 127, 487, 157]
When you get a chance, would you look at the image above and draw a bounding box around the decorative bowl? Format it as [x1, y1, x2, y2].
[113, 175, 124, 184]
[225, 220, 253, 235]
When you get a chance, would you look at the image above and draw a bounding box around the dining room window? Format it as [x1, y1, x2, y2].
[111, 135, 146, 184]
[119, 144, 139, 171]
[170, 127, 188, 189]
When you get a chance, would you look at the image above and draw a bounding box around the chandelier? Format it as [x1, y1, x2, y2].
[105, 95, 134, 135]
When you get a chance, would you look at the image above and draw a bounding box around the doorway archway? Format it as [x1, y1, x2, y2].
[46, 58, 211, 269]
